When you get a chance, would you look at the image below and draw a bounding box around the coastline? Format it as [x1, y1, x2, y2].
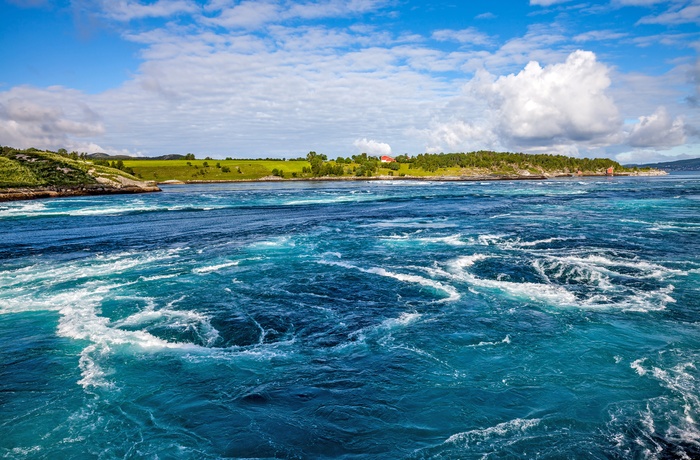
[0, 170, 667, 202]
[0, 183, 161, 202]
[167, 169, 666, 185]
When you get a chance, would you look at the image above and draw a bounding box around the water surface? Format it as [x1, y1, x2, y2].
[1, 176, 699, 458]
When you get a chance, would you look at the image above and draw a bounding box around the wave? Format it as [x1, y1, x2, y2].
[445, 418, 541, 445]
[439, 251, 677, 311]
[380, 233, 467, 246]
[0, 248, 183, 294]
[606, 354, 700, 457]
[468, 335, 511, 348]
[321, 258, 460, 302]
[192, 261, 239, 274]
[365, 218, 457, 229]
[0, 201, 48, 218]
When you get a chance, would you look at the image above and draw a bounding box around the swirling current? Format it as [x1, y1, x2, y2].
[1, 175, 699, 459]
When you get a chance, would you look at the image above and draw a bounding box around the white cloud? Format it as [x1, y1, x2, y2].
[0, 87, 105, 152]
[612, 0, 668, 5]
[637, 0, 700, 25]
[475, 12, 496, 20]
[353, 138, 392, 156]
[420, 119, 500, 153]
[689, 57, 700, 105]
[487, 50, 621, 145]
[614, 149, 697, 164]
[99, 0, 199, 21]
[418, 51, 625, 154]
[3, 3, 696, 160]
[432, 28, 493, 47]
[203, 1, 281, 29]
[529, 0, 571, 6]
[627, 106, 686, 148]
[573, 30, 628, 42]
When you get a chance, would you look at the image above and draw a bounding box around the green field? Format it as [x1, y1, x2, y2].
[122, 159, 482, 182]
[123, 159, 312, 181]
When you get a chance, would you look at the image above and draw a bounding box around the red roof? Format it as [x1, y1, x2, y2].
[380, 155, 396, 162]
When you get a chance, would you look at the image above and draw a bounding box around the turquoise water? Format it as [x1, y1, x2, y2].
[1, 176, 699, 459]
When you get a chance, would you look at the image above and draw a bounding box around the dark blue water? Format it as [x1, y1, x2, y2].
[1, 176, 699, 459]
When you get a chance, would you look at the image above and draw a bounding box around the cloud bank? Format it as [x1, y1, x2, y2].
[0, 0, 696, 164]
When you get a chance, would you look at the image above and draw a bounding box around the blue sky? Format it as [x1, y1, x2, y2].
[1, 0, 699, 162]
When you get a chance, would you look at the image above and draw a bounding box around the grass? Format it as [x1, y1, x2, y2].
[0, 150, 97, 187]
[122, 159, 529, 182]
[123, 159, 311, 181]
[0, 148, 151, 188]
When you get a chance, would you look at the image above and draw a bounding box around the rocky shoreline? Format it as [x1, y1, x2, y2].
[0, 183, 161, 202]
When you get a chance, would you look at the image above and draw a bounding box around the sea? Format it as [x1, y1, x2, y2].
[0, 174, 699, 459]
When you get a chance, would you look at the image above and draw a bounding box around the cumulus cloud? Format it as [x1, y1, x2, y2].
[420, 50, 624, 154]
[627, 106, 686, 148]
[353, 138, 392, 156]
[422, 120, 500, 153]
[487, 50, 621, 145]
[0, 87, 105, 152]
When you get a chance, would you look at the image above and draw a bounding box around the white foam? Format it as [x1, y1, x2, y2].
[284, 194, 377, 206]
[192, 261, 239, 274]
[366, 219, 457, 229]
[631, 358, 648, 376]
[379, 312, 422, 329]
[249, 236, 294, 248]
[0, 248, 182, 292]
[78, 344, 116, 390]
[629, 357, 700, 448]
[416, 234, 467, 246]
[553, 254, 685, 279]
[445, 418, 541, 445]
[449, 254, 489, 270]
[445, 260, 578, 306]
[470, 335, 511, 348]
[325, 260, 461, 302]
[0, 201, 48, 218]
[139, 273, 179, 282]
[476, 234, 509, 246]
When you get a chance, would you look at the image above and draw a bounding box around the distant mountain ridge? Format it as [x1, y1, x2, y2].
[88, 153, 187, 161]
[626, 157, 700, 171]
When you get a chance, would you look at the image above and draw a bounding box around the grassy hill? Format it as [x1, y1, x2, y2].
[0, 147, 159, 200]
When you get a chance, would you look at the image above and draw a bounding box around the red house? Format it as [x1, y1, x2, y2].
[380, 155, 396, 163]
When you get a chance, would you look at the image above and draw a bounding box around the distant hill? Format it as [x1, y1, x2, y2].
[626, 157, 700, 171]
[87, 153, 187, 161]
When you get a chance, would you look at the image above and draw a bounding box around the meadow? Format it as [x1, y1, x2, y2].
[122, 159, 494, 182]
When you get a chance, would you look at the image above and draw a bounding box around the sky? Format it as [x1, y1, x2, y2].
[0, 0, 699, 162]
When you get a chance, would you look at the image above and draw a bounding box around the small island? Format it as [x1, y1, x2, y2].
[1, 147, 665, 202]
